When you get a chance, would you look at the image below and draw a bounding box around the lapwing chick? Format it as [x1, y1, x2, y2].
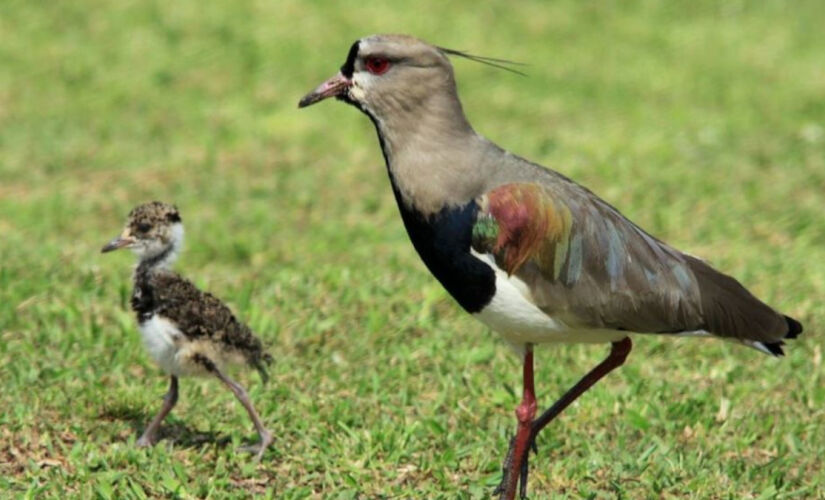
[300, 35, 803, 498]
[102, 201, 273, 461]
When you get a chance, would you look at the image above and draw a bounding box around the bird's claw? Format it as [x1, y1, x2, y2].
[135, 435, 155, 448]
[238, 430, 273, 462]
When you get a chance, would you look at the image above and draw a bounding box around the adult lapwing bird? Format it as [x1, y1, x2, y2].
[102, 201, 273, 461]
[298, 34, 803, 498]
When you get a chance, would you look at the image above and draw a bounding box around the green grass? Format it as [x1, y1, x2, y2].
[2, 0, 824, 498]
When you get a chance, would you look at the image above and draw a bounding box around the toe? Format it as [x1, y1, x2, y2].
[238, 443, 262, 453]
[135, 436, 154, 448]
[239, 431, 273, 462]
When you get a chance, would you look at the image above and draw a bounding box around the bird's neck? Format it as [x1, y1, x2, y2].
[370, 92, 495, 216]
[135, 244, 178, 278]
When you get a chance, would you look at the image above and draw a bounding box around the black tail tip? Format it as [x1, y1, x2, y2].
[785, 316, 803, 339]
[761, 340, 786, 356]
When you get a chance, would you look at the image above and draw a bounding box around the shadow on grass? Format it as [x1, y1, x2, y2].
[100, 403, 233, 450]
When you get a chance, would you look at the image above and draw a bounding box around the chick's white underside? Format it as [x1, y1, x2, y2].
[138, 315, 186, 375]
[138, 315, 244, 376]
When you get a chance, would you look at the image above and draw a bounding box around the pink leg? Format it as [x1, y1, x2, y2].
[494, 347, 537, 498]
[194, 354, 272, 462]
[496, 338, 632, 500]
[136, 376, 179, 447]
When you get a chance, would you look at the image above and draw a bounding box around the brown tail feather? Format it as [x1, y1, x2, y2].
[686, 256, 799, 346]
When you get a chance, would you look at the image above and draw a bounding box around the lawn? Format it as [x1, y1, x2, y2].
[1, 0, 823, 498]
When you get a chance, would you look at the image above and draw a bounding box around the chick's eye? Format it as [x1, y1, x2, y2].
[364, 57, 390, 75]
[136, 223, 152, 233]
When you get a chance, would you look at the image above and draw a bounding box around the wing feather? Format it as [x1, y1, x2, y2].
[471, 182, 796, 346]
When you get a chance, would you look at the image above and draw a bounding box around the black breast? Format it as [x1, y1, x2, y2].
[390, 186, 496, 313]
[358, 107, 496, 313]
[131, 272, 156, 323]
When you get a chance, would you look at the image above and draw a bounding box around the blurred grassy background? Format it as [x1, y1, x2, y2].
[1, 0, 823, 498]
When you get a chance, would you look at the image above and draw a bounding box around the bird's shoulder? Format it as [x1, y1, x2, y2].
[472, 181, 574, 275]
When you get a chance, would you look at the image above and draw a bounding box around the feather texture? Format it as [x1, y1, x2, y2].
[133, 265, 272, 375]
[471, 182, 799, 350]
[307, 33, 802, 355]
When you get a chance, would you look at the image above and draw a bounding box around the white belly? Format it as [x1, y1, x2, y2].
[138, 315, 184, 375]
[471, 251, 626, 348]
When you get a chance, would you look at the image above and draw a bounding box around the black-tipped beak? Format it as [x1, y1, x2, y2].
[101, 236, 134, 253]
[298, 72, 352, 108]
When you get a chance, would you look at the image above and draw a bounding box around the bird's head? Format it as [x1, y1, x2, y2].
[298, 34, 458, 121]
[102, 201, 183, 265]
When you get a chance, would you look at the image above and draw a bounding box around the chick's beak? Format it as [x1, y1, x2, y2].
[101, 233, 135, 253]
[298, 72, 352, 108]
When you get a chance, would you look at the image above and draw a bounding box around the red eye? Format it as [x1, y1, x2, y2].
[364, 57, 390, 75]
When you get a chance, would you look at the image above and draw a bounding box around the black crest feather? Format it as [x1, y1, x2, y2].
[437, 47, 527, 76]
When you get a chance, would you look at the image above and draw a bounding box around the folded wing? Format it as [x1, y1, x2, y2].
[471, 182, 801, 353]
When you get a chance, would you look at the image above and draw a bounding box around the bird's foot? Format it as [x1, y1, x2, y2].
[135, 434, 156, 448]
[493, 434, 538, 499]
[238, 430, 273, 462]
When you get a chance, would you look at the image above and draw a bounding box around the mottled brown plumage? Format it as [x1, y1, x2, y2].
[103, 201, 273, 460]
[132, 268, 272, 378]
